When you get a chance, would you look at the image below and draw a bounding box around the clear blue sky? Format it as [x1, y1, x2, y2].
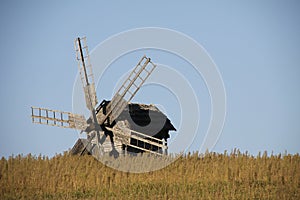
[0, 0, 299, 157]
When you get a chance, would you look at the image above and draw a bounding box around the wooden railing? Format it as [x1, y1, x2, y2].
[106, 127, 167, 155]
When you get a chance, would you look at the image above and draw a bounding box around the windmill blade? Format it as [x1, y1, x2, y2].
[75, 37, 98, 111]
[31, 107, 88, 130]
[99, 55, 157, 124]
[75, 37, 102, 149]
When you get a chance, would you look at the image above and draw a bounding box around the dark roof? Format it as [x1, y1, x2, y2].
[117, 103, 176, 139]
[96, 101, 176, 139]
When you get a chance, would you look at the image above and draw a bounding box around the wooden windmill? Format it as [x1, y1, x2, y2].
[31, 37, 176, 157]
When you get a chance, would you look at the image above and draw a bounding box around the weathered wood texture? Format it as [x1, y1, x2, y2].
[100, 102, 175, 154]
[71, 103, 176, 155]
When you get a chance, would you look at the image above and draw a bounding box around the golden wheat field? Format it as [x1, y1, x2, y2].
[0, 150, 299, 200]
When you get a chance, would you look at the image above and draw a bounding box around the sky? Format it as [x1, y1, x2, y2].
[0, 0, 299, 158]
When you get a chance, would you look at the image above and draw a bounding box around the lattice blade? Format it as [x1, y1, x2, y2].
[75, 37, 98, 110]
[31, 107, 88, 130]
[105, 94, 127, 123]
[100, 55, 157, 124]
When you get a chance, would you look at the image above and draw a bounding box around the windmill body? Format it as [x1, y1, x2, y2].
[31, 37, 176, 157]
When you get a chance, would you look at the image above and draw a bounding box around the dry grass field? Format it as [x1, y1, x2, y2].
[0, 150, 299, 199]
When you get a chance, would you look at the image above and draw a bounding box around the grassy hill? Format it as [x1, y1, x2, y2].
[1, 151, 299, 199]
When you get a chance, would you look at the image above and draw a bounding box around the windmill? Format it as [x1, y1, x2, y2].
[31, 37, 176, 157]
